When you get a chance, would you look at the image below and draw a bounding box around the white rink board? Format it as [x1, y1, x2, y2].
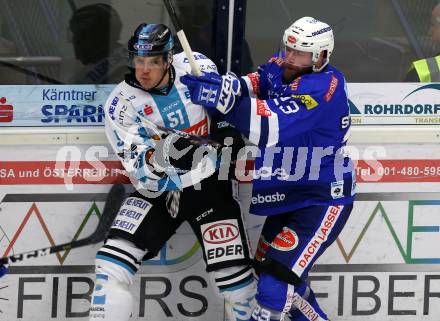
[348, 83, 440, 125]
[1, 143, 440, 320]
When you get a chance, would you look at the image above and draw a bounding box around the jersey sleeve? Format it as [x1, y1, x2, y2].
[105, 92, 161, 188]
[239, 53, 282, 99]
[223, 71, 344, 148]
[195, 53, 218, 74]
[105, 88, 220, 191]
[105, 89, 206, 191]
[173, 51, 219, 75]
[240, 72, 260, 98]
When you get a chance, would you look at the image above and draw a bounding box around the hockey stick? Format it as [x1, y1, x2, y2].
[162, 0, 202, 76]
[142, 115, 221, 147]
[159, 0, 220, 145]
[0, 184, 125, 265]
[115, 93, 220, 147]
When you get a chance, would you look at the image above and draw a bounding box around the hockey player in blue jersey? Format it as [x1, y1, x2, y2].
[89, 23, 257, 321]
[181, 17, 355, 321]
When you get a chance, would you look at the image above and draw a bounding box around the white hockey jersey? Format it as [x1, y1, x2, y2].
[104, 52, 219, 192]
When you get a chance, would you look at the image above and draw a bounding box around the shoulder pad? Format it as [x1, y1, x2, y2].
[173, 51, 218, 74]
[289, 70, 342, 98]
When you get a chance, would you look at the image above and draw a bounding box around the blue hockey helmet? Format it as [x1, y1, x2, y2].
[128, 23, 174, 59]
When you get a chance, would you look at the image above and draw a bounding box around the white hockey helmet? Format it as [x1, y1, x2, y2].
[282, 16, 334, 72]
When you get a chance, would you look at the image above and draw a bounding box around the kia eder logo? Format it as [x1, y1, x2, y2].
[203, 222, 239, 244]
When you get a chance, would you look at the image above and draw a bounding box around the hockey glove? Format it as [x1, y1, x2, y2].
[180, 72, 242, 114]
[258, 57, 284, 99]
[0, 265, 8, 278]
[210, 120, 245, 163]
[151, 133, 220, 173]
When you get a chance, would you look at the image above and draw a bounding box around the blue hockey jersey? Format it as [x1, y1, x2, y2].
[223, 64, 356, 215]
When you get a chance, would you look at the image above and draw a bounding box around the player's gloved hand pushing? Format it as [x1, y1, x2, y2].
[258, 57, 284, 99]
[180, 71, 242, 114]
[0, 265, 8, 278]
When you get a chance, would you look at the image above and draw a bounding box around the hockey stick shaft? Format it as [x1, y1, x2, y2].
[115, 93, 220, 147]
[162, 0, 202, 76]
[0, 184, 125, 265]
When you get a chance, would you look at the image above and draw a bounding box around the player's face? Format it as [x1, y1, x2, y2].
[430, 5, 440, 44]
[283, 47, 313, 80]
[284, 47, 313, 68]
[134, 55, 169, 90]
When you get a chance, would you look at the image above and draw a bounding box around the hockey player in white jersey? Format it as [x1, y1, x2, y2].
[88, 23, 256, 321]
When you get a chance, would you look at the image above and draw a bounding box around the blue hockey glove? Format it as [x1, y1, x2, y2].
[258, 57, 284, 99]
[0, 265, 8, 278]
[180, 71, 241, 114]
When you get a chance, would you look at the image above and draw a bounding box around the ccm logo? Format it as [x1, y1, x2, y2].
[0, 97, 13, 122]
[203, 223, 239, 244]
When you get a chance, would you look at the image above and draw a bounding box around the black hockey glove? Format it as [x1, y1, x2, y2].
[151, 133, 219, 172]
[210, 120, 245, 162]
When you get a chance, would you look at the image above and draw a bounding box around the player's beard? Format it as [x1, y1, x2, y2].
[282, 62, 312, 83]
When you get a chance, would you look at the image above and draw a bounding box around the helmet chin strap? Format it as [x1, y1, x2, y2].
[312, 51, 329, 72]
[147, 62, 176, 96]
[149, 53, 174, 93]
[151, 63, 170, 89]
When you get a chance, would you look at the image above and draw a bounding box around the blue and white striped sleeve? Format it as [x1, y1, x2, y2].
[223, 89, 330, 148]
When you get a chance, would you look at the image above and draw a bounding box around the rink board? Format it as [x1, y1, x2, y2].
[1, 83, 440, 127]
[1, 143, 440, 321]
